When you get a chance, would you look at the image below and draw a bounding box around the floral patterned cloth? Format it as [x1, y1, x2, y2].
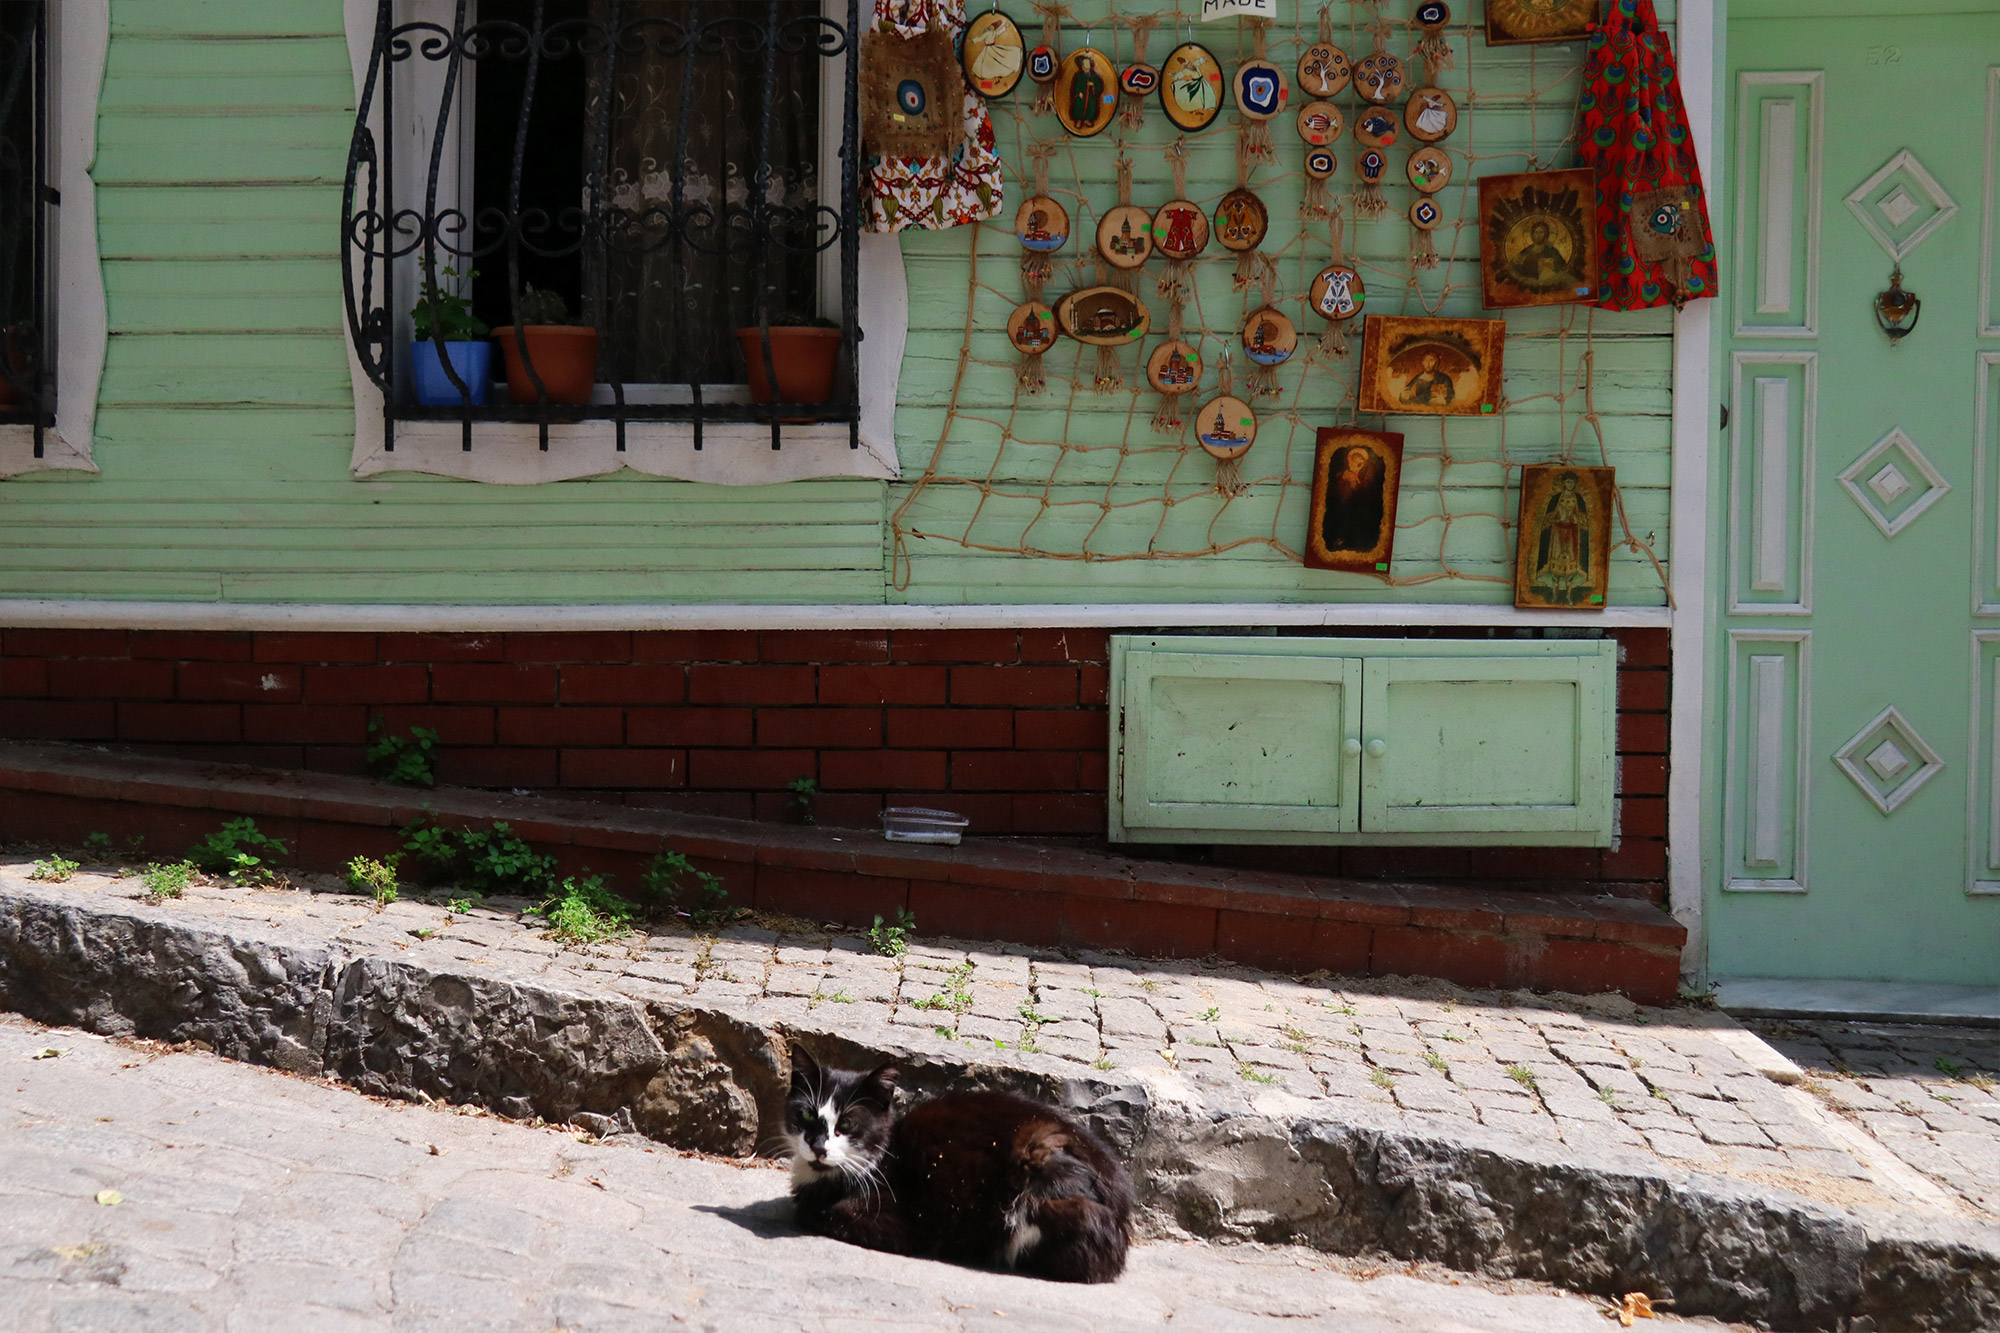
[864, 0, 1005, 231]
[1577, 0, 1718, 311]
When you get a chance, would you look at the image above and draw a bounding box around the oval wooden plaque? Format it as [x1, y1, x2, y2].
[962, 11, 1026, 100]
[1158, 43, 1225, 133]
[1054, 285, 1151, 345]
[1054, 47, 1119, 137]
[1405, 87, 1457, 143]
[1242, 307, 1298, 366]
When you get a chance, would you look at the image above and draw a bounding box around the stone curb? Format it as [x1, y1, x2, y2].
[1, 882, 1995, 1330]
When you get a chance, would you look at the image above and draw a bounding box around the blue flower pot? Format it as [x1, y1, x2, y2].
[411, 339, 493, 406]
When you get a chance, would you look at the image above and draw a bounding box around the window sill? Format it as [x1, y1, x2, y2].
[351, 418, 896, 485]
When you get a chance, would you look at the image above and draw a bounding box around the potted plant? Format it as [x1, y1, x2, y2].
[735, 310, 841, 407]
[493, 285, 598, 406]
[410, 266, 492, 406]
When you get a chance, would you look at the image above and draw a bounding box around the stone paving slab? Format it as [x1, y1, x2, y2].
[2, 859, 1998, 1328]
[0, 1013, 1751, 1333]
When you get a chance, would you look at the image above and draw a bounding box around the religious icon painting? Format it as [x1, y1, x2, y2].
[1196, 393, 1256, 458]
[961, 10, 1026, 99]
[1353, 107, 1400, 150]
[1305, 428, 1405, 572]
[1485, 0, 1599, 45]
[1356, 314, 1505, 416]
[1353, 51, 1405, 104]
[1404, 87, 1456, 143]
[1477, 168, 1598, 308]
[1304, 148, 1338, 180]
[1054, 285, 1150, 344]
[1006, 301, 1057, 354]
[1241, 307, 1298, 366]
[1146, 339, 1202, 394]
[1233, 59, 1288, 120]
[1151, 199, 1210, 258]
[1296, 42, 1351, 98]
[1096, 204, 1154, 269]
[861, 28, 965, 158]
[1119, 61, 1160, 97]
[1054, 47, 1118, 136]
[1015, 195, 1070, 252]
[1408, 145, 1452, 193]
[1296, 101, 1342, 145]
[1159, 43, 1226, 132]
[1513, 464, 1615, 609]
[1308, 263, 1365, 321]
[1213, 189, 1269, 253]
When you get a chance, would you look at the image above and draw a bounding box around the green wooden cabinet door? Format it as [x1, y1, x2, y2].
[1117, 649, 1363, 838]
[1360, 653, 1615, 842]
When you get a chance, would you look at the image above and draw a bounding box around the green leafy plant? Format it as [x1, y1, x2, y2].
[1936, 1057, 1965, 1079]
[344, 855, 401, 906]
[1370, 1068, 1396, 1091]
[540, 871, 636, 945]
[410, 265, 489, 341]
[400, 820, 557, 896]
[640, 851, 729, 929]
[785, 776, 819, 825]
[187, 818, 288, 885]
[1092, 1055, 1115, 1072]
[140, 861, 196, 903]
[446, 897, 476, 915]
[81, 833, 113, 862]
[1239, 1064, 1279, 1085]
[1422, 1050, 1450, 1074]
[910, 961, 974, 1014]
[1506, 1064, 1540, 1092]
[513, 284, 586, 327]
[364, 716, 440, 788]
[1596, 1085, 1619, 1105]
[27, 856, 78, 883]
[1197, 1006, 1220, 1023]
[868, 909, 915, 958]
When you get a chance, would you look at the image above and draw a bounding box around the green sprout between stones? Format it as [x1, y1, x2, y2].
[402, 820, 557, 897]
[1239, 1065, 1279, 1085]
[1197, 1006, 1220, 1023]
[1370, 1068, 1397, 1091]
[1422, 1050, 1450, 1074]
[1596, 1085, 1619, 1106]
[140, 862, 197, 904]
[1507, 1065, 1541, 1092]
[187, 818, 288, 886]
[1093, 1056, 1116, 1072]
[27, 856, 78, 883]
[785, 776, 818, 825]
[539, 872, 636, 946]
[1936, 1058, 1965, 1079]
[911, 961, 974, 1013]
[81, 833, 114, 862]
[344, 855, 401, 906]
[868, 909, 915, 958]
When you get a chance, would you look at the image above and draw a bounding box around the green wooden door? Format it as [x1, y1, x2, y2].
[1711, 6, 2000, 983]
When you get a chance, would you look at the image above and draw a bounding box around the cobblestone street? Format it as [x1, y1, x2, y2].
[0, 1012, 1746, 1331]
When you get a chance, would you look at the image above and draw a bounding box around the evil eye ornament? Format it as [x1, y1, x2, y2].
[1233, 60, 1288, 120]
[896, 79, 927, 116]
[1358, 149, 1388, 183]
[1120, 63, 1159, 95]
[1409, 197, 1442, 229]
[1305, 148, 1338, 179]
[1649, 202, 1683, 234]
[1028, 45, 1057, 82]
[1414, 1, 1450, 27]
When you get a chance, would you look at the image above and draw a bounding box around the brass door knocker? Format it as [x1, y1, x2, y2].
[1875, 266, 1921, 344]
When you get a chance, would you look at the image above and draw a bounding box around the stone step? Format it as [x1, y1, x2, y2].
[0, 740, 1685, 1004]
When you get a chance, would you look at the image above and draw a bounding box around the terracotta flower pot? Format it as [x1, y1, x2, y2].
[735, 326, 841, 406]
[494, 325, 599, 405]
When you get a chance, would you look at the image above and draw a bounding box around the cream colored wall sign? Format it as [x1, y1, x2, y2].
[1199, 0, 1277, 20]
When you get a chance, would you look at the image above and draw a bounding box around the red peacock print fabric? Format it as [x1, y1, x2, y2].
[864, 0, 1005, 232]
[1577, 0, 1718, 311]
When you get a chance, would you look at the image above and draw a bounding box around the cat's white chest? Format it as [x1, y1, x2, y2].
[1001, 1195, 1042, 1266]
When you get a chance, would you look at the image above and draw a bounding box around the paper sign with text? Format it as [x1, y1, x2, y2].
[1200, 0, 1278, 21]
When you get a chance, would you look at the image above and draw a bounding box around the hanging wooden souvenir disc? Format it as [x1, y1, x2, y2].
[1296, 101, 1342, 146]
[1097, 204, 1154, 269]
[1054, 47, 1118, 137]
[1408, 146, 1452, 193]
[1410, 196, 1443, 230]
[961, 10, 1026, 99]
[1196, 394, 1256, 459]
[1357, 149, 1389, 188]
[1151, 199, 1210, 259]
[1241, 307, 1298, 367]
[1308, 263, 1366, 321]
[1015, 195, 1070, 252]
[1354, 51, 1405, 105]
[1007, 301, 1058, 354]
[1158, 42, 1225, 133]
[1213, 189, 1268, 253]
[1232, 59, 1288, 121]
[1054, 285, 1151, 344]
[1304, 148, 1338, 180]
[1414, 0, 1451, 29]
[1146, 339, 1203, 394]
[1404, 87, 1457, 143]
[1353, 107, 1399, 150]
[1027, 44, 1058, 85]
[1119, 61, 1159, 97]
[1296, 42, 1350, 98]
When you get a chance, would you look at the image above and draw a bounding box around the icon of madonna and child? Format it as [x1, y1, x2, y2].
[1512, 464, 1615, 610]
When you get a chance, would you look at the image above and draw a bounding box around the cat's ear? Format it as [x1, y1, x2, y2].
[790, 1045, 822, 1095]
[855, 1059, 900, 1110]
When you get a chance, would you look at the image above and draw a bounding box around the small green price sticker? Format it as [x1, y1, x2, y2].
[1375, 562, 1389, 571]
[1479, 403, 1496, 414]
[1591, 594, 1605, 604]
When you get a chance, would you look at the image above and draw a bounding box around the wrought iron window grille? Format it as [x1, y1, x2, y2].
[342, 0, 863, 456]
[0, 0, 52, 457]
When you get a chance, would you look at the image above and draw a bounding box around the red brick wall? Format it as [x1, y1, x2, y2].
[0, 624, 1668, 901]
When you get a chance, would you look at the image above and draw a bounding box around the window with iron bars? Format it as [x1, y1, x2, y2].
[342, 0, 862, 454]
[0, 0, 50, 453]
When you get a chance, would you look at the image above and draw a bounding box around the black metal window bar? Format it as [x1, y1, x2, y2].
[342, 0, 862, 454]
[0, 0, 51, 456]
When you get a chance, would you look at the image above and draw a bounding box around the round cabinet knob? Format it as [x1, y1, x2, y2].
[1342, 737, 1362, 758]
[1365, 738, 1388, 759]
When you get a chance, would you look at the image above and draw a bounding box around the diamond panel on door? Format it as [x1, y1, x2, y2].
[1832, 705, 1945, 814]
[1836, 427, 1950, 537]
[1845, 149, 1958, 263]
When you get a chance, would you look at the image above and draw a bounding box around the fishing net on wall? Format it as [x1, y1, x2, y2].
[888, 0, 1674, 603]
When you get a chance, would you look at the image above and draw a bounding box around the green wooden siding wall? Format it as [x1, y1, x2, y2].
[0, 0, 1677, 609]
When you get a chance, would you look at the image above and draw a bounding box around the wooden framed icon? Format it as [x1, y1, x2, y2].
[1296, 42, 1350, 98]
[1306, 428, 1403, 572]
[1356, 314, 1504, 416]
[1006, 301, 1057, 354]
[1054, 47, 1118, 137]
[1054, 286, 1150, 344]
[1513, 464, 1615, 609]
[1015, 195, 1070, 252]
[1151, 199, 1210, 259]
[1477, 168, 1599, 308]
[1485, 0, 1598, 45]
[961, 10, 1025, 99]
[1097, 204, 1154, 268]
[1159, 42, 1225, 132]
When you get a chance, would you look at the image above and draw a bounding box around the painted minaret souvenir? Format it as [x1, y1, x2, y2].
[1240, 256, 1296, 399]
[1013, 142, 1068, 392]
[1197, 352, 1256, 497]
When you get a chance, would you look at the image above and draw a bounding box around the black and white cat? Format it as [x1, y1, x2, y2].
[783, 1047, 1133, 1283]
